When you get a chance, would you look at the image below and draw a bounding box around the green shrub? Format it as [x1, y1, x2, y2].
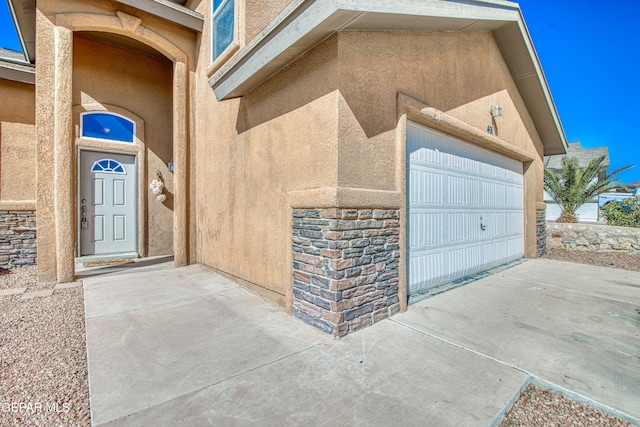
[602, 196, 640, 227]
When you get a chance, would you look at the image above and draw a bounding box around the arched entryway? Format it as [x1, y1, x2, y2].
[35, 9, 192, 283]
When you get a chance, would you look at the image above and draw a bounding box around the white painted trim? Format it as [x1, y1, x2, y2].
[211, 0, 233, 61]
[0, 60, 34, 84]
[114, 0, 204, 31]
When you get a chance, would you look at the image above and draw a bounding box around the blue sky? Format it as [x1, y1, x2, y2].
[1, 1, 638, 182]
[517, 0, 640, 184]
[0, 1, 22, 53]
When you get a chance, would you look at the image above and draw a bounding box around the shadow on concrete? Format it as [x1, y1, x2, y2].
[75, 255, 174, 280]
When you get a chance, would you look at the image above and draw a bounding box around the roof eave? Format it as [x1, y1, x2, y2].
[209, 0, 568, 156]
[0, 60, 35, 84]
[114, 0, 204, 31]
[6, 0, 33, 63]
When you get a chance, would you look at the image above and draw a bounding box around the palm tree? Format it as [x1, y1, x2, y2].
[544, 155, 634, 223]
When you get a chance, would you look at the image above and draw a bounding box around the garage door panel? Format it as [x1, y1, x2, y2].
[410, 253, 446, 289]
[407, 122, 524, 297]
[409, 213, 443, 248]
[448, 246, 483, 279]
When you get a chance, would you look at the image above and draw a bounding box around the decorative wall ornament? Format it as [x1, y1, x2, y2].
[150, 172, 167, 202]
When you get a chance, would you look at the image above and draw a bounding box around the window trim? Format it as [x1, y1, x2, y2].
[211, 0, 235, 61]
[80, 111, 136, 144]
[207, 0, 244, 76]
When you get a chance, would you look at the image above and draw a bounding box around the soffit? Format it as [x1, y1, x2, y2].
[8, 0, 35, 63]
[209, 0, 568, 156]
[0, 59, 35, 84]
[113, 0, 204, 31]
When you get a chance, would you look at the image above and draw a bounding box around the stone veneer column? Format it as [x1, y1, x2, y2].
[536, 208, 546, 257]
[0, 211, 37, 268]
[292, 208, 401, 337]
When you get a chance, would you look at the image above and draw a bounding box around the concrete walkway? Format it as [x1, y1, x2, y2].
[83, 259, 640, 426]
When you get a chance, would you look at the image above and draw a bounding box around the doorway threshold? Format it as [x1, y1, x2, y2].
[75, 255, 174, 279]
[76, 252, 139, 264]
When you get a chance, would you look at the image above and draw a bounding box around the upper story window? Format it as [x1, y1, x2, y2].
[81, 112, 135, 143]
[212, 0, 234, 60]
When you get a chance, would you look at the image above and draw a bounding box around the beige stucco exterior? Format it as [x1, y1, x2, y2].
[4, 0, 564, 325]
[0, 79, 35, 207]
[192, 27, 547, 308]
[72, 34, 174, 257]
[33, 0, 197, 282]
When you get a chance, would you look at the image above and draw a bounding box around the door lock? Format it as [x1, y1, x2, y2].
[81, 199, 88, 229]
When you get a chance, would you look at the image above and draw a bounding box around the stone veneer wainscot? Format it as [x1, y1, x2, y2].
[536, 208, 547, 257]
[292, 208, 400, 337]
[0, 211, 37, 269]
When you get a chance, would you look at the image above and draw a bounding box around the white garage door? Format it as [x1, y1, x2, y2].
[407, 122, 524, 297]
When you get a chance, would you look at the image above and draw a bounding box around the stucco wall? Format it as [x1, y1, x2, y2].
[244, 0, 292, 44]
[194, 30, 547, 306]
[35, 0, 197, 281]
[0, 80, 36, 202]
[194, 33, 339, 303]
[336, 31, 544, 194]
[72, 34, 174, 257]
[336, 31, 545, 257]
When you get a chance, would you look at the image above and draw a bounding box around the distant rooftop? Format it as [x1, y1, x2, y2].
[544, 142, 609, 171]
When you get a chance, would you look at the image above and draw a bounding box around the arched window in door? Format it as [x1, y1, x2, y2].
[91, 158, 127, 174]
[81, 112, 135, 143]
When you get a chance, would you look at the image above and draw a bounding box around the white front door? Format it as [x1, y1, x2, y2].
[407, 122, 524, 297]
[80, 151, 137, 256]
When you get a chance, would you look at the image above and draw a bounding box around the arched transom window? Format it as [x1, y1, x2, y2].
[91, 158, 126, 174]
[81, 112, 135, 143]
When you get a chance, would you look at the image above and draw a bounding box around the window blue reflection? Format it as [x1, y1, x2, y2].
[212, 0, 234, 60]
[82, 113, 135, 143]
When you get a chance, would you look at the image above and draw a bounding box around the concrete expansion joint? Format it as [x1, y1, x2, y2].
[95, 340, 332, 426]
[499, 273, 635, 306]
[84, 293, 216, 320]
[390, 318, 640, 427]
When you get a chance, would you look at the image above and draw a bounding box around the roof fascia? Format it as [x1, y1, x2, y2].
[7, 0, 33, 63]
[0, 60, 35, 84]
[492, 13, 568, 155]
[114, 0, 204, 31]
[208, 0, 567, 154]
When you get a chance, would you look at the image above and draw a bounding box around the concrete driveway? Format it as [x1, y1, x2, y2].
[83, 259, 640, 426]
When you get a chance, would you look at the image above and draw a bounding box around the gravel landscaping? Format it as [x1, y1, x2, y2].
[544, 247, 640, 272]
[1, 249, 638, 426]
[501, 383, 635, 427]
[0, 267, 90, 427]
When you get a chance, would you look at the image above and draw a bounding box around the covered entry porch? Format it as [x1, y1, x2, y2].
[31, 0, 198, 282]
